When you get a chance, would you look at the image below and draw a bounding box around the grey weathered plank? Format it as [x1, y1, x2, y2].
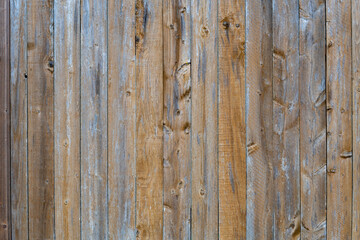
[135, 0, 164, 238]
[299, 0, 326, 238]
[162, 0, 192, 239]
[27, 0, 55, 238]
[54, 0, 81, 238]
[0, 0, 11, 238]
[108, 0, 136, 238]
[272, 0, 300, 238]
[80, 0, 108, 238]
[10, 0, 28, 238]
[246, 0, 273, 239]
[353, 0, 360, 238]
[190, 0, 218, 238]
[218, 0, 246, 238]
[326, 0, 352, 239]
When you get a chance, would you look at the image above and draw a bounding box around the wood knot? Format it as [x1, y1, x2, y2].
[199, 188, 206, 196]
[201, 26, 209, 38]
[222, 21, 230, 29]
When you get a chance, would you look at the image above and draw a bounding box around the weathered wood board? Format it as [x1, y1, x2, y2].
[3, 0, 360, 239]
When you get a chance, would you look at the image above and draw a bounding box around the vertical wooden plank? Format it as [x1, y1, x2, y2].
[218, 0, 246, 239]
[326, 0, 352, 239]
[135, 0, 164, 238]
[81, 0, 108, 238]
[54, 0, 81, 239]
[190, 0, 218, 238]
[246, 0, 273, 239]
[353, 0, 360, 238]
[0, 0, 11, 238]
[272, 0, 300, 238]
[162, 0, 191, 239]
[10, 0, 28, 238]
[27, 0, 55, 238]
[108, 0, 136, 238]
[299, 0, 326, 238]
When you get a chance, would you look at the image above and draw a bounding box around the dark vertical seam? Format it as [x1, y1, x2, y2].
[216, 0, 219, 238]
[52, 0, 55, 238]
[297, 0, 301, 238]
[351, 0, 354, 238]
[189, 0, 193, 238]
[25, 0, 29, 238]
[79, 0, 82, 238]
[134, 0, 138, 237]
[324, 0, 327, 237]
[244, 0, 248, 238]
[106, 0, 109, 238]
[271, 0, 275, 238]
[161, 0, 165, 238]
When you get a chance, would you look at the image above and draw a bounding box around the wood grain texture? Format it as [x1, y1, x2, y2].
[246, 0, 273, 239]
[108, 0, 136, 239]
[0, 0, 11, 238]
[54, 0, 81, 239]
[81, 0, 108, 238]
[353, 0, 360, 238]
[272, 0, 300, 238]
[299, 0, 326, 239]
[135, 0, 164, 239]
[326, 0, 352, 239]
[162, 0, 192, 239]
[218, 0, 246, 239]
[190, 0, 218, 238]
[10, 0, 28, 238]
[27, 0, 55, 239]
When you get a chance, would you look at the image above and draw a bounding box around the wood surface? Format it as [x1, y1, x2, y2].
[108, 0, 136, 239]
[299, 0, 326, 239]
[246, 0, 273, 239]
[3, 0, 360, 239]
[353, 0, 360, 238]
[27, 0, 55, 239]
[81, 0, 108, 238]
[272, 0, 300, 239]
[162, 0, 192, 239]
[0, 0, 10, 238]
[190, 0, 218, 239]
[326, 0, 353, 239]
[135, 0, 164, 239]
[54, 0, 81, 239]
[10, 0, 28, 238]
[218, 0, 246, 239]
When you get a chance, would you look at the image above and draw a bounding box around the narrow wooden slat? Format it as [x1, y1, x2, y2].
[54, 0, 81, 238]
[299, 0, 326, 238]
[246, 0, 273, 238]
[135, 0, 164, 238]
[218, 0, 246, 238]
[27, 0, 55, 238]
[190, 0, 218, 238]
[0, 0, 11, 237]
[353, 0, 360, 237]
[272, 0, 300, 238]
[326, 0, 352, 239]
[162, 0, 192, 239]
[10, 0, 28, 238]
[108, 0, 136, 238]
[81, 0, 108, 238]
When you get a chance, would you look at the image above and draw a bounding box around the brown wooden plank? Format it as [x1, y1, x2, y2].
[135, 0, 164, 238]
[54, 0, 81, 239]
[190, 0, 218, 238]
[272, 0, 300, 238]
[299, 0, 326, 238]
[80, 0, 108, 238]
[246, 0, 273, 239]
[218, 0, 246, 239]
[161, 0, 192, 239]
[27, 0, 55, 238]
[353, 0, 360, 238]
[0, 0, 11, 238]
[10, 0, 28, 238]
[162, 0, 191, 239]
[326, 0, 352, 239]
[108, 0, 136, 238]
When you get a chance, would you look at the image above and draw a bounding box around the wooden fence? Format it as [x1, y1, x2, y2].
[0, 0, 359, 239]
